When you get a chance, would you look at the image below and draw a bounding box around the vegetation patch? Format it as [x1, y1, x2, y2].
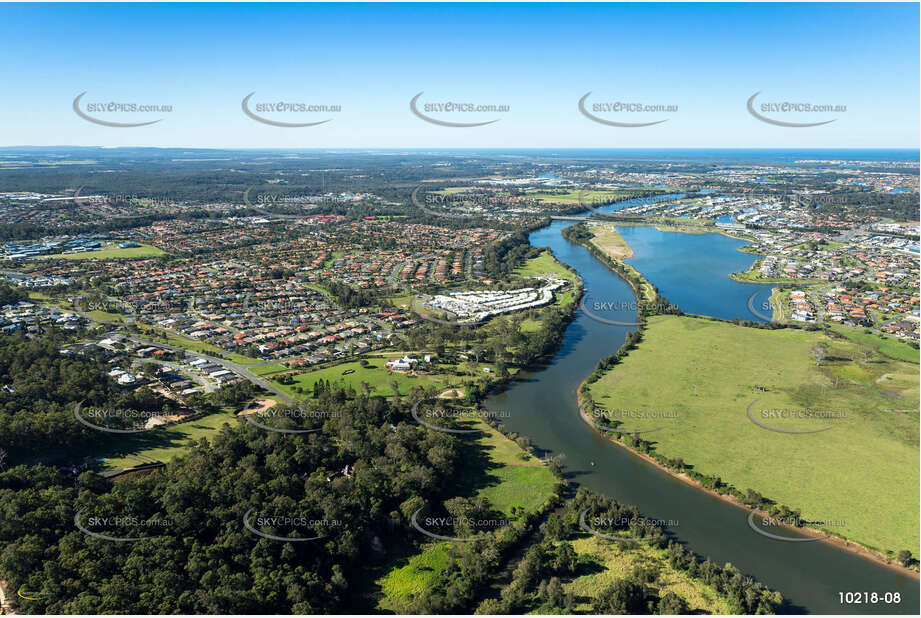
[586, 314, 920, 554]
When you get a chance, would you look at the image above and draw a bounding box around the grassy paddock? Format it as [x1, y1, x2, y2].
[565, 535, 732, 614]
[589, 225, 634, 260]
[587, 315, 919, 554]
[829, 325, 920, 364]
[99, 406, 240, 471]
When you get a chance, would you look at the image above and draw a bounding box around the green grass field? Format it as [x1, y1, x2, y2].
[525, 189, 623, 204]
[250, 363, 287, 376]
[99, 407, 240, 471]
[587, 315, 919, 554]
[589, 225, 634, 260]
[524, 187, 674, 206]
[565, 536, 732, 614]
[768, 288, 787, 322]
[376, 543, 452, 612]
[829, 325, 920, 364]
[273, 359, 448, 399]
[44, 243, 167, 260]
[85, 309, 126, 323]
[513, 249, 578, 282]
[462, 418, 558, 515]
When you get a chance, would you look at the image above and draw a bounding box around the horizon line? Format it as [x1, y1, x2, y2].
[1, 145, 919, 152]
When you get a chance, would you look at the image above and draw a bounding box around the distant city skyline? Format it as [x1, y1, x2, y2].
[0, 2, 918, 149]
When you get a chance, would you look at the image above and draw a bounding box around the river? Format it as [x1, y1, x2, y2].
[484, 206, 919, 614]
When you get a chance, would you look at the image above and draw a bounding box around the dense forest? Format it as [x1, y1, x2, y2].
[0, 386, 463, 613]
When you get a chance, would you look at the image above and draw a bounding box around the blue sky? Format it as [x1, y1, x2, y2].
[0, 2, 917, 148]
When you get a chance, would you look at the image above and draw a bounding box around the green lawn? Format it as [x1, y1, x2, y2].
[462, 418, 558, 516]
[250, 363, 287, 376]
[829, 325, 920, 364]
[524, 188, 673, 205]
[513, 249, 578, 283]
[588, 227, 657, 303]
[587, 315, 919, 555]
[525, 189, 622, 205]
[44, 243, 167, 260]
[273, 359, 447, 399]
[590, 225, 634, 260]
[99, 407, 240, 471]
[768, 288, 787, 322]
[85, 309, 126, 323]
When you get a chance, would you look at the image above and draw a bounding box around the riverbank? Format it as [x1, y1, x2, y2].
[576, 385, 919, 579]
[570, 225, 919, 576]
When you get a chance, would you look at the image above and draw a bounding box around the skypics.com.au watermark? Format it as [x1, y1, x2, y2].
[74, 509, 174, 542]
[578, 92, 676, 127]
[73, 92, 171, 127]
[747, 292, 781, 323]
[71, 187, 174, 208]
[73, 402, 165, 434]
[72, 296, 133, 315]
[410, 92, 509, 127]
[747, 511, 847, 542]
[581, 296, 679, 327]
[746, 400, 847, 434]
[411, 400, 510, 434]
[747, 92, 845, 128]
[593, 407, 679, 421]
[241, 92, 340, 127]
[411, 505, 510, 542]
[581, 402, 674, 436]
[243, 509, 341, 542]
[242, 400, 342, 435]
[410, 184, 528, 220]
[578, 508, 674, 542]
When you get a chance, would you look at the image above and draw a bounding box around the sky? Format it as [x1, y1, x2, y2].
[0, 2, 918, 149]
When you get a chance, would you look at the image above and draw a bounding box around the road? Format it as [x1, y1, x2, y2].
[125, 335, 292, 404]
[130, 358, 217, 394]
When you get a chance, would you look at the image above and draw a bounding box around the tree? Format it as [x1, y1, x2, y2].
[896, 549, 913, 567]
[552, 542, 577, 574]
[545, 577, 563, 608]
[592, 578, 650, 614]
[658, 591, 690, 614]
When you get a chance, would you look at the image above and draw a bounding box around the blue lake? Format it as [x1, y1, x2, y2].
[617, 226, 775, 321]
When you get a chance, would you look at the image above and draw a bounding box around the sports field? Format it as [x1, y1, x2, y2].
[44, 243, 166, 259]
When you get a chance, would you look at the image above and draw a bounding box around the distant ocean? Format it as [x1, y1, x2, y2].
[428, 148, 921, 162]
[0, 146, 917, 163]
